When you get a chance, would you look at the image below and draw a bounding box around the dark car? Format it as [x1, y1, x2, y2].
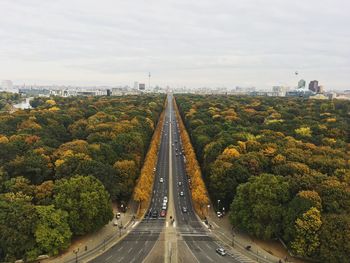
[152, 210, 158, 218]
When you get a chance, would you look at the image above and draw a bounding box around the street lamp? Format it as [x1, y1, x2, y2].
[207, 204, 210, 216]
[73, 248, 79, 263]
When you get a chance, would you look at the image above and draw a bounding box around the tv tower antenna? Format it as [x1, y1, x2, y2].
[148, 72, 151, 90]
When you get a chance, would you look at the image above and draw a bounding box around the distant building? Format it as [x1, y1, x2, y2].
[309, 80, 319, 93]
[106, 89, 111, 96]
[318, 85, 324, 94]
[272, 86, 287, 97]
[286, 89, 314, 98]
[298, 79, 306, 89]
[139, 83, 145, 90]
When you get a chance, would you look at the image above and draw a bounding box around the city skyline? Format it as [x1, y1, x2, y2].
[0, 0, 349, 90]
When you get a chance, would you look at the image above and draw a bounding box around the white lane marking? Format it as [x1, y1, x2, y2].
[117, 256, 124, 262]
[105, 255, 112, 261]
[128, 247, 132, 253]
[117, 245, 124, 252]
[205, 254, 214, 262]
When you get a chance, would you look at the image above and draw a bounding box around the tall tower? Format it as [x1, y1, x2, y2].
[148, 72, 151, 90]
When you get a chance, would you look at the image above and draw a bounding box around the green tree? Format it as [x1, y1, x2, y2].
[319, 214, 350, 263]
[0, 193, 37, 262]
[230, 174, 290, 239]
[34, 205, 72, 256]
[53, 175, 113, 235]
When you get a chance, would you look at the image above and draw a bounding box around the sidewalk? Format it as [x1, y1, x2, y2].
[206, 208, 306, 263]
[43, 202, 137, 263]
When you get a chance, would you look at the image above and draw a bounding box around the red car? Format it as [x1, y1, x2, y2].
[160, 210, 167, 217]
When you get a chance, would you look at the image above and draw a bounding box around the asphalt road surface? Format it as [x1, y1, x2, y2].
[90, 95, 249, 263]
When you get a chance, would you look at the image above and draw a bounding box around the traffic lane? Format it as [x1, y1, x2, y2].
[185, 240, 238, 263]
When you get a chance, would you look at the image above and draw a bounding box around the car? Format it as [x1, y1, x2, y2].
[153, 167, 156, 172]
[116, 212, 121, 219]
[160, 210, 166, 217]
[216, 248, 226, 256]
[152, 210, 158, 218]
[172, 143, 174, 146]
[113, 220, 118, 226]
[176, 153, 178, 156]
[182, 207, 187, 213]
[180, 191, 184, 196]
[163, 196, 168, 202]
[160, 177, 164, 183]
[175, 140, 177, 143]
[162, 205, 167, 210]
[217, 211, 223, 218]
[163, 201, 167, 207]
[178, 182, 182, 186]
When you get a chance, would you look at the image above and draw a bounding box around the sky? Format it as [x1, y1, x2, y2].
[0, 0, 349, 90]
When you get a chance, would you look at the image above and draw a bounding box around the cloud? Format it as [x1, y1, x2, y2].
[0, 0, 349, 89]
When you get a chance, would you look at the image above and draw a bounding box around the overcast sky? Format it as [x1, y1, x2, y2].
[0, 0, 349, 90]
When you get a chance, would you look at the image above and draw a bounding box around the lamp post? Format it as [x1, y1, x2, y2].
[207, 204, 210, 217]
[73, 248, 79, 263]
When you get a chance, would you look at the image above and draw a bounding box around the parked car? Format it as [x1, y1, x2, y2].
[182, 207, 187, 213]
[179, 191, 184, 196]
[217, 211, 223, 218]
[160, 177, 164, 183]
[116, 212, 121, 219]
[178, 181, 182, 186]
[113, 220, 118, 226]
[216, 248, 226, 256]
[163, 196, 168, 202]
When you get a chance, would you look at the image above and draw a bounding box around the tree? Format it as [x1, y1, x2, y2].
[230, 174, 290, 239]
[319, 214, 350, 263]
[114, 160, 139, 201]
[0, 193, 38, 262]
[53, 175, 113, 235]
[291, 207, 322, 257]
[34, 205, 72, 256]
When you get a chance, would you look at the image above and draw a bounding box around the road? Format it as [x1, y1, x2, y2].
[90, 95, 254, 262]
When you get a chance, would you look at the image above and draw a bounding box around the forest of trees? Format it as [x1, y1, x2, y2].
[0, 92, 21, 111]
[175, 94, 350, 262]
[0, 95, 165, 261]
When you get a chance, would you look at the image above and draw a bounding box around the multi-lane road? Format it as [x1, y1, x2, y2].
[90, 95, 251, 262]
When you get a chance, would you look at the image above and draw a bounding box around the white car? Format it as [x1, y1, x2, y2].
[162, 205, 167, 210]
[113, 220, 118, 226]
[163, 196, 168, 203]
[217, 211, 223, 218]
[216, 248, 226, 256]
[160, 178, 164, 183]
